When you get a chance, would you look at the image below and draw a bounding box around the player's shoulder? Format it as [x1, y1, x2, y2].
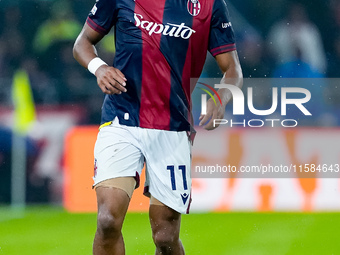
[210, 0, 230, 16]
[212, 0, 228, 8]
[96, 0, 116, 3]
[94, 0, 118, 9]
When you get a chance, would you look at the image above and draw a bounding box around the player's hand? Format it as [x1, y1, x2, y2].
[199, 97, 225, 130]
[95, 65, 127, 95]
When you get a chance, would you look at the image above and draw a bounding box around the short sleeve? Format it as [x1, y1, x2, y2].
[86, 0, 117, 35]
[208, 0, 236, 57]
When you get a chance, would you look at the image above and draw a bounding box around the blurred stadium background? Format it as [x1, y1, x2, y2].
[1, 0, 340, 254]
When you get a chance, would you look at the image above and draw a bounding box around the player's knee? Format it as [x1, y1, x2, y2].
[153, 229, 178, 251]
[96, 211, 122, 239]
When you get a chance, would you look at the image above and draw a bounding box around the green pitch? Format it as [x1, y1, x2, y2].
[0, 206, 339, 254]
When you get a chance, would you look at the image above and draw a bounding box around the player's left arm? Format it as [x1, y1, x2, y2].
[199, 50, 243, 130]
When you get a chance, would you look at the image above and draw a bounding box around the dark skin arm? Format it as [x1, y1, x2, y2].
[199, 50, 243, 130]
[73, 23, 127, 95]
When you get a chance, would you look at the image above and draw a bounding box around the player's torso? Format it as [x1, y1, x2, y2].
[105, 0, 215, 131]
[115, 0, 213, 43]
[114, 0, 214, 77]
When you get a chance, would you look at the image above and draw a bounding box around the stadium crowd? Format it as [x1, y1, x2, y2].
[0, 0, 339, 122]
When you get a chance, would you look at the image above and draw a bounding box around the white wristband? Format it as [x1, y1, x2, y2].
[88, 57, 108, 75]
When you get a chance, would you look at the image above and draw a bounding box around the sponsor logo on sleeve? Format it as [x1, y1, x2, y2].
[90, 4, 97, 15]
[222, 22, 232, 28]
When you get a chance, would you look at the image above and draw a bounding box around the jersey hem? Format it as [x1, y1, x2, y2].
[100, 117, 191, 132]
[139, 123, 190, 132]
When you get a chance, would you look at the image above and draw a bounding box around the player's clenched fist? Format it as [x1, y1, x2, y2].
[95, 65, 127, 95]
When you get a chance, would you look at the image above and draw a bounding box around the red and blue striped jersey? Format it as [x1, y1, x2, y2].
[87, 0, 236, 131]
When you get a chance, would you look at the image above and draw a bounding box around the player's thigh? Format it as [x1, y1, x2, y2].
[94, 124, 144, 226]
[149, 200, 181, 239]
[96, 181, 134, 229]
[94, 124, 144, 188]
[95, 177, 136, 199]
[143, 130, 192, 214]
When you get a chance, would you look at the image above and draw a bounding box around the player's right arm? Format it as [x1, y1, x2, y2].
[73, 23, 127, 95]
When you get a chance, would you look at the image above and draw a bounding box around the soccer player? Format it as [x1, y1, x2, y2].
[73, 0, 242, 253]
